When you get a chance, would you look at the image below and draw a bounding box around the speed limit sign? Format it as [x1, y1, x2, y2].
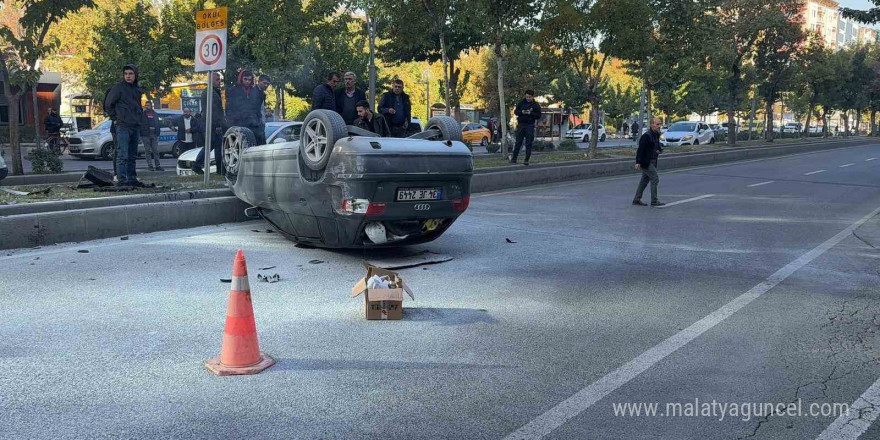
[194, 7, 227, 72]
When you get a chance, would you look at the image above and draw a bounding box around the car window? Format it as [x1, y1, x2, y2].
[669, 122, 697, 132]
[95, 120, 112, 131]
[269, 125, 301, 142]
[700, 123, 708, 130]
[157, 114, 178, 129]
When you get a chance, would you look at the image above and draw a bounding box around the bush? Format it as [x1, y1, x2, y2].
[558, 139, 578, 151]
[0, 126, 38, 144]
[486, 143, 500, 154]
[27, 147, 63, 174]
[532, 140, 554, 151]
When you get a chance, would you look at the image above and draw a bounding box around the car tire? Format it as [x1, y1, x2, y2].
[709, 137, 716, 144]
[600, 133, 606, 142]
[425, 116, 462, 142]
[582, 134, 589, 143]
[301, 110, 346, 172]
[480, 136, 489, 146]
[100, 142, 115, 161]
[694, 140, 700, 145]
[223, 126, 257, 183]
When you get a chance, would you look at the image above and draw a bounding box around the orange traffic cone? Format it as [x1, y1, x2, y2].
[205, 250, 275, 376]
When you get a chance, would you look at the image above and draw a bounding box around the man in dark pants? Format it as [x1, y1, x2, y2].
[194, 72, 227, 176]
[633, 117, 665, 207]
[227, 70, 266, 145]
[510, 89, 541, 165]
[378, 79, 412, 138]
[104, 64, 144, 187]
[631, 121, 640, 141]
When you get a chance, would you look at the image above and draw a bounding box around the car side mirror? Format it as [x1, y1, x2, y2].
[273, 138, 287, 144]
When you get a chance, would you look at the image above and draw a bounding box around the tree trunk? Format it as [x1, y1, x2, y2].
[495, 40, 508, 157]
[589, 97, 599, 159]
[8, 93, 24, 175]
[645, 81, 653, 136]
[747, 97, 756, 142]
[842, 111, 850, 137]
[765, 100, 774, 142]
[822, 109, 829, 138]
[275, 88, 282, 119]
[803, 91, 816, 138]
[439, 30, 451, 117]
[31, 84, 43, 149]
[855, 108, 861, 134]
[871, 110, 876, 136]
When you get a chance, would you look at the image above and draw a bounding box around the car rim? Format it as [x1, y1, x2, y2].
[224, 132, 242, 172]
[481, 137, 488, 146]
[304, 118, 328, 163]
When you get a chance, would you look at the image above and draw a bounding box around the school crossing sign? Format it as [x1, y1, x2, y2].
[194, 7, 227, 72]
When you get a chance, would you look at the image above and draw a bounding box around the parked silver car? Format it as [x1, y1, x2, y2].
[223, 110, 473, 248]
[67, 110, 183, 160]
[176, 121, 303, 176]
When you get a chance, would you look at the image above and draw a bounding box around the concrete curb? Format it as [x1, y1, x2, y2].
[1, 137, 875, 250]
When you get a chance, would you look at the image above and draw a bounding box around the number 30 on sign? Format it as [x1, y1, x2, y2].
[194, 7, 227, 72]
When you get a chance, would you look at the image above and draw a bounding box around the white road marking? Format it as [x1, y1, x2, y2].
[503, 204, 880, 440]
[815, 376, 880, 440]
[866, 158, 877, 161]
[805, 170, 827, 175]
[656, 194, 714, 208]
[839, 163, 855, 168]
[747, 181, 775, 187]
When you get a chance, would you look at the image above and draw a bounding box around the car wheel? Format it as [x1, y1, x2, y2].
[582, 134, 589, 143]
[171, 141, 184, 158]
[425, 116, 462, 142]
[709, 137, 716, 144]
[224, 126, 257, 183]
[301, 110, 346, 172]
[600, 134, 606, 142]
[694, 140, 700, 145]
[480, 136, 489, 146]
[100, 142, 115, 161]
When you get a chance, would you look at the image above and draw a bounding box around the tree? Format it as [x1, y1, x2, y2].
[536, 0, 650, 158]
[1, 0, 94, 175]
[705, 0, 801, 145]
[754, 16, 803, 141]
[795, 38, 836, 137]
[478, 44, 551, 129]
[602, 84, 639, 131]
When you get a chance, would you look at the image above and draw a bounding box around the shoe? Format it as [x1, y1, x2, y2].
[155, 166, 165, 172]
[191, 167, 204, 175]
[148, 166, 155, 172]
[651, 201, 666, 207]
[509, 160, 517, 164]
[523, 161, 529, 166]
[129, 180, 147, 188]
[632, 200, 647, 206]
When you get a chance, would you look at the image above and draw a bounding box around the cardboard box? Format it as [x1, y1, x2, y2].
[351, 263, 415, 320]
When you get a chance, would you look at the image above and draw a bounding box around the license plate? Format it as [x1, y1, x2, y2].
[396, 187, 442, 201]
[178, 169, 195, 176]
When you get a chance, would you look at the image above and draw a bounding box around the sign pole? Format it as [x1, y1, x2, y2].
[204, 71, 214, 186]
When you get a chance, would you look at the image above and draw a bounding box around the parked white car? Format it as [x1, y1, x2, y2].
[782, 122, 802, 134]
[660, 121, 715, 147]
[0, 154, 7, 181]
[177, 121, 303, 176]
[67, 110, 184, 160]
[564, 123, 606, 142]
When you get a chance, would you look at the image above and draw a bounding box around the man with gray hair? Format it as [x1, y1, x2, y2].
[335, 71, 367, 125]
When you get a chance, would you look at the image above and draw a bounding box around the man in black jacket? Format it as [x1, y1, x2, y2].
[510, 89, 542, 165]
[104, 64, 144, 186]
[194, 72, 227, 175]
[141, 101, 163, 171]
[174, 107, 204, 155]
[335, 71, 367, 125]
[633, 117, 665, 207]
[312, 71, 340, 113]
[227, 70, 266, 145]
[378, 79, 412, 138]
[44, 108, 63, 134]
[353, 100, 390, 137]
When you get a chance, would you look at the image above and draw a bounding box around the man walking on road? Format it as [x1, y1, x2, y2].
[141, 101, 163, 171]
[194, 72, 226, 176]
[104, 64, 144, 187]
[510, 89, 542, 165]
[633, 117, 665, 207]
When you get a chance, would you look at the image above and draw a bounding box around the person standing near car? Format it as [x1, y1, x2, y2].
[632, 117, 665, 207]
[194, 72, 227, 176]
[104, 64, 144, 187]
[44, 108, 63, 136]
[353, 100, 390, 137]
[510, 89, 541, 165]
[335, 71, 367, 125]
[312, 71, 340, 113]
[141, 101, 163, 171]
[174, 108, 203, 156]
[379, 79, 412, 138]
[631, 121, 640, 141]
[227, 70, 267, 145]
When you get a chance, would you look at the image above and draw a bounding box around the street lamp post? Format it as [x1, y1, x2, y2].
[422, 68, 431, 122]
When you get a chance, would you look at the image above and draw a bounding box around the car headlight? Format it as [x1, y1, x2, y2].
[682, 135, 693, 141]
[660, 134, 666, 140]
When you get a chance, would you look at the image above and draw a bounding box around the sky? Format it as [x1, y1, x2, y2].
[838, 0, 876, 10]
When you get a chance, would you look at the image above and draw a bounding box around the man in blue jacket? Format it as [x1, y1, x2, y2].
[104, 64, 144, 186]
[510, 89, 541, 165]
[633, 117, 665, 207]
[378, 79, 412, 138]
[312, 71, 340, 113]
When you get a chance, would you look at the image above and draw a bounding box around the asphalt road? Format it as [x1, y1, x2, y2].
[2, 143, 880, 439]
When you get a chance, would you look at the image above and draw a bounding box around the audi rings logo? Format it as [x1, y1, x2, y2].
[413, 203, 431, 211]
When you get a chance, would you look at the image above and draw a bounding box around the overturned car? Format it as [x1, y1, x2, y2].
[223, 110, 473, 248]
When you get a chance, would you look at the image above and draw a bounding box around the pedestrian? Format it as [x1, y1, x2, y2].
[174, 108, 203, 157]
[353, 100, 390, 137]
[257, 74, 271, 128]
[141, 101, 163, 171]
[193, 72, 227, 176]
[378, 79, 412, 138]
[620, 121, 629, 138]
[509, 89, 542, 165]
[44, 108, 63, 135]
[335, 71, 367, 125]
[632, 117, 665, 207]
[264, 108, 275, 122]
[631, 121, 640, 141]
[489, 118, 498, 143]
[227, 70, 267, 145]
[312, 71, 340, 112]
[104, 64, 144, 187]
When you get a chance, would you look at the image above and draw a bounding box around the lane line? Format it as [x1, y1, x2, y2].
[839, 163, 855, 168]
[502, 204, 880, 440]
[657, 194, 714, 208]
[747, 181, 775, 187]
[867, 158, 877, 161]
[815, 376, 880, 440]
[805, 170, 827, 175]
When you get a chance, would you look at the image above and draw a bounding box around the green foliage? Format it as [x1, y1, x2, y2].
[558, 139, 577, 151]
[26, 147, 63, 174]
[479, 44, 551, 114]
[532, 140, 554, 151]
[602, 84, 639, 128]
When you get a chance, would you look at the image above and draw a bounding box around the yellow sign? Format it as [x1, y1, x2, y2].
[195, 7, 228, 31]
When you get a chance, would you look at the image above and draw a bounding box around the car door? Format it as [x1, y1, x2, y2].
[157, 112, 180, 153]
[462, 124, 476, 144]
[699, 123, 710, 143]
